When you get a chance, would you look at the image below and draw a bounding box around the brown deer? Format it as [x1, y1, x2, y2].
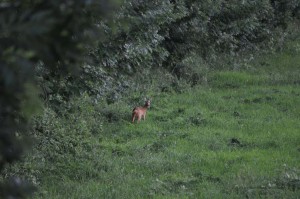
[132, 99, 151, 123]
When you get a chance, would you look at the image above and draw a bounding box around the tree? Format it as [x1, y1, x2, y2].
[0, 0, 119, 197]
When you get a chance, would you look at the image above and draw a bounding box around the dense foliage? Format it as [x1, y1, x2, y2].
[0, 0, 118, 197]
[0, 0, 299, 198]
[44, 0, 300, 103]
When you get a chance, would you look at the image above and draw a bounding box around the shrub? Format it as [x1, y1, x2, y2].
[13, 94, 103, 182]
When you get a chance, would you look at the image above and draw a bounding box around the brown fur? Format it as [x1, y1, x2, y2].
[132, 99, 151, 123]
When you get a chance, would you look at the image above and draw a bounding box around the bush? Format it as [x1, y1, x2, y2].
[10, 94, 102, 182]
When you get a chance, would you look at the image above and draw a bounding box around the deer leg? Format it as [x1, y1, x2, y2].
[137, 115, 142, 123]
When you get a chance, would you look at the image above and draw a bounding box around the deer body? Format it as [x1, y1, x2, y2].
[132, 99, 150, 123]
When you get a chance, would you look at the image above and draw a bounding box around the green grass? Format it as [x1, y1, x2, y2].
[34, 47, 300, 198]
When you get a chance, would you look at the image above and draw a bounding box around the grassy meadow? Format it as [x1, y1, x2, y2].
[32, 46, 300, 199]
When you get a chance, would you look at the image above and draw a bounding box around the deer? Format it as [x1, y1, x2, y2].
[132, 99, 151, 123]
